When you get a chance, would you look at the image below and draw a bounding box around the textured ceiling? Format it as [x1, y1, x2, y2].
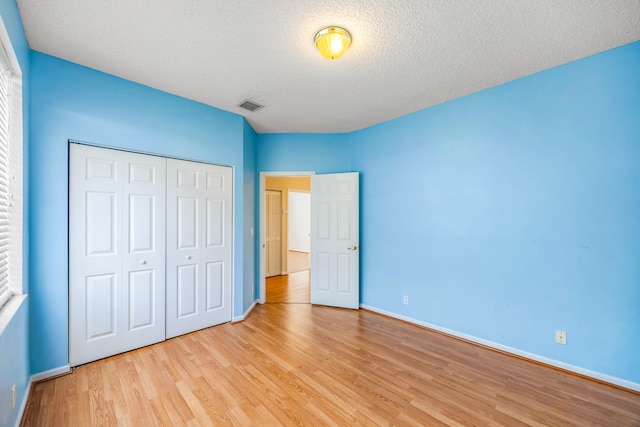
[16, 0, 640, 133]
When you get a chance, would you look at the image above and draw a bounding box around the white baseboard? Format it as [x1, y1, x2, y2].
[14, 377, 31, 427]
[233, 300, 257, 322]
[15, 365, 71, 427]
[360, 304, 640, 393]
[30, 365, 71, 383]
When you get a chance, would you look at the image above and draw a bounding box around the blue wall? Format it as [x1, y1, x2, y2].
[0, 0, 30, 425]
[257, 42, 640, 385]
[29, 52, 255, 374]
[349, 41, 640, 384]
[0, 304, 29, 427]
[257, 133, 350, 173]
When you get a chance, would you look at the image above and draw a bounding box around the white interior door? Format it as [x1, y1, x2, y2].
[166, 159, 232, 339]
[266, 190, 282, 277]
[69, 144, 166, 366]
[310, 172, 359, 309]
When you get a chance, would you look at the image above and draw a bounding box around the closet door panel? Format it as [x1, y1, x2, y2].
[121, 151, 166, 351]
[177, 264, 198, 318]
[70, 145, 124, 366]
[70, 144, 166, 366]
[166, 159, 232, 338]
[206, 261, 224, 310]
[166, 159, 202, 338]
[85, 273, 117, 340]
[86, 192, 117, 256]
[128, 269, 155, 330]
[202, 167, 232, 326]
[177, 197, 199, 249]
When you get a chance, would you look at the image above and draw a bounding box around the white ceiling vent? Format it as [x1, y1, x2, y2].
[238, 99, 264, 112]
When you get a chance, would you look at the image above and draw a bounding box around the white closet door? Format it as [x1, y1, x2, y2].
[166, 159, 232, 338]
[69, 144, 166, 366]
[120, 151, 167, 351]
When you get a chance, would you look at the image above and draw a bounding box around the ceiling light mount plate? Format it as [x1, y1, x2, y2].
[314, 26, 351, 60]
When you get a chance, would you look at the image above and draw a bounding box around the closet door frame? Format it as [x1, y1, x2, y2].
[69, 142, 234, 365]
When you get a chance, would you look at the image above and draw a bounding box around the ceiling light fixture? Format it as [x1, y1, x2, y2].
[314, 26, 351, 60]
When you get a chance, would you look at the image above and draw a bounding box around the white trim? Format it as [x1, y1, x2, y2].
[18, 366, 71, 424]
[233, 299, 257, 322]
[230, 164, 235, 323]
[0, 14, 24, 322]
[30, 365, 71, 383]
[14, 377, 31, 427]
[259, 171, 315, 304]
[360, 304, 640, 393]
[0, 18, 20, 75]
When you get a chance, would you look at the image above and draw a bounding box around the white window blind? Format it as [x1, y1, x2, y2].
[0, 32, 20, 312]
[0, 49, 12, 310]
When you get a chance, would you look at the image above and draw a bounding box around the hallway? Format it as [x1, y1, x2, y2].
[266, 270, 310, 304]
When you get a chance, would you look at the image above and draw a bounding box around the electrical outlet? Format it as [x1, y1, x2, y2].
[403, 295, 409, 305]
[11, 384, 16, 409]
[555, 330, 567, 345]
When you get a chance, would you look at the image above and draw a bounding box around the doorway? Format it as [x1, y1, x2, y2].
[259, 172, 313, 304]
[287, 190, 311, 273]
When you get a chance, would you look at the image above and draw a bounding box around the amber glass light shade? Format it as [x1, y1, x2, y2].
[314, 26, 352, 60]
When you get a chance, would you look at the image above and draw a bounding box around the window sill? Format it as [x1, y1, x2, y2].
[0, 294, 27, 337]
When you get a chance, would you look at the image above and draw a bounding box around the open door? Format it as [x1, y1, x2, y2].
[310, 172, 359, 309]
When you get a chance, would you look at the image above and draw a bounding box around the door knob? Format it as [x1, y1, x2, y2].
[140, 260, 147, 265]
[186, 255, 192, 260]
[348, 246, 358, 251]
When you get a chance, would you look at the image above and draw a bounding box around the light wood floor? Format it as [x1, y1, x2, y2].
[21, 304, 640, 426]
[266, 270, 310, 304]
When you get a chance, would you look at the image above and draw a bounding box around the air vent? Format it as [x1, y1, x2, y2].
[238, 99, 264, 112]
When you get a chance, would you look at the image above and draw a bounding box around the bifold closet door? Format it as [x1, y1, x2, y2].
[166, 159, 233, 339]
[69, 144, 166, 367]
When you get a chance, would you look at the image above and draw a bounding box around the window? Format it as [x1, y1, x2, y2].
[0, 17, 23, 317]
[0, 51, 11, 309]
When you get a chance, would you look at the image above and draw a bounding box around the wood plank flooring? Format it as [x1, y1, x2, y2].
[21, 303, 640, 426]
[266, 270, 310, 304]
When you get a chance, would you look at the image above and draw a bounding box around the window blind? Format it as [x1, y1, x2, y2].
[0, 48, 12, 310]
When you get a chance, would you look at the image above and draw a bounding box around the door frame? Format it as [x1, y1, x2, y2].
[259, 171, 315, 304]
